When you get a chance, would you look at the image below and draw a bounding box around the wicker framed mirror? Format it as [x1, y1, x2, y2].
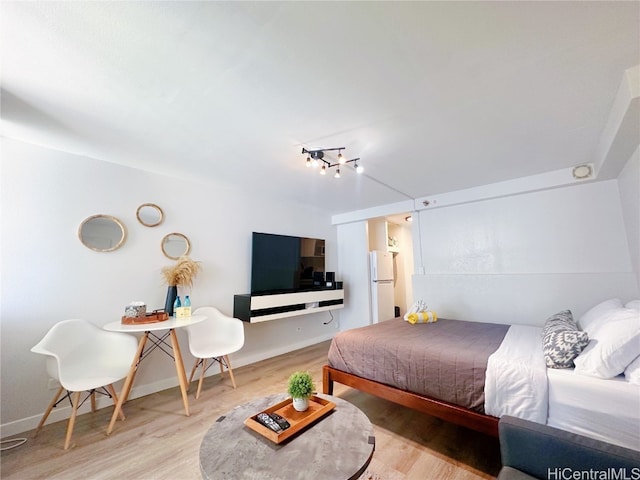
[78, 214, 127, 252]
[136, 203, 164, 227]
[161, 232, 191, 260]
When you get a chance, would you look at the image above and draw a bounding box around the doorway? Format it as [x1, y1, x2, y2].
[367, 213, 414, 319]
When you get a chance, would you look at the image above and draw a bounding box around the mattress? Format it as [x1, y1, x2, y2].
[547, 368, 640, 451]
[328, 318, 509, 413]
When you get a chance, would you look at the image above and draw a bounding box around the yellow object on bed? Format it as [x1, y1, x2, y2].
[407, 311, 438, 324]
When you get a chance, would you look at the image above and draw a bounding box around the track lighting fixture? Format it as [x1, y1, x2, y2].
[301, 147, 363, 178]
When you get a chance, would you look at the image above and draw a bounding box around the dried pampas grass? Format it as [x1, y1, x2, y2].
[162, 256, 202, 287]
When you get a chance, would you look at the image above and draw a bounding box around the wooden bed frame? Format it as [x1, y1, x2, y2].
[323, 365, 499, 437]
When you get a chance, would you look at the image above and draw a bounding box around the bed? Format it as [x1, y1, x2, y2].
[324, 318, 513, 437]
[323, 308, 640, 450]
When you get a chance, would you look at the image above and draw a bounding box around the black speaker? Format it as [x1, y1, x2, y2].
[325, 272, 335, 288]
[313, 271, 324, 286]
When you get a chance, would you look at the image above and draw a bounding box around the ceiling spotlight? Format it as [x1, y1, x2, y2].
[301, 147, 362, 179]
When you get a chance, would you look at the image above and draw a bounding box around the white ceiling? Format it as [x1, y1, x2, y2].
[2, 1, 638, 215]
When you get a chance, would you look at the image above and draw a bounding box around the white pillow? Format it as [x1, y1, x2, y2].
[624, 355, 640, 385]
[574, 309, 640, 378]
[625, 299, 640, 311]
[577, 298, 623, 338]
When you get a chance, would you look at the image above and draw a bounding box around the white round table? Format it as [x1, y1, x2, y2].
[103, 315, 206, 434]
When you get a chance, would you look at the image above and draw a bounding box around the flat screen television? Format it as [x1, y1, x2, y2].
[250, 232, 325, 295]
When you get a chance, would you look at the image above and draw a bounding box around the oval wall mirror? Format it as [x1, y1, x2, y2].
[78, 214, 127, 252]
[136, 203, 164, 227]
[161, 232, 191, 260]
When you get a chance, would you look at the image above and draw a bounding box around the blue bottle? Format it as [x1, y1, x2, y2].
[183, 295, 192, 316]
[173, 296, 181, 314]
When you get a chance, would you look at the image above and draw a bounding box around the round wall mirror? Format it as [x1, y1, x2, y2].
[78, 214, 127, 252]
[161, 232, 191, 259]
[136, 203, 164, 227]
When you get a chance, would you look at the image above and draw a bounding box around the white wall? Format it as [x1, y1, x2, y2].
[412, 180, 639, 326]
[617, 145, 640, 288]
[0, 138, 340, 436]
[336, 221, 371, 331]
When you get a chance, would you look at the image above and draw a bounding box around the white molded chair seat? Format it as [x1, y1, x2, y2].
[186, 306, 245, 399]
[31, 319, 138, 449]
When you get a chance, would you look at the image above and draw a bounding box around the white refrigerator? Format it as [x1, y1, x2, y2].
[370, 250, 395, 323]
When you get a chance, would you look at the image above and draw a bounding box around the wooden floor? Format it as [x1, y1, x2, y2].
[1, 341, 501, 479]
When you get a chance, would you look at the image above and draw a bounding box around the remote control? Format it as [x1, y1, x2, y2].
[256, 412, 282, 433]
[268, 412, 290, 430]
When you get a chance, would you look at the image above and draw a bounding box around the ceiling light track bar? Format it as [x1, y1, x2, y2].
[301, 147, 345, 155]
[301, 147, 363, 177]
[307, 157, 361, 169]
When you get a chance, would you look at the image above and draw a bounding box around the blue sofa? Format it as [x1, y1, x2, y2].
[498, 416, 640, 480]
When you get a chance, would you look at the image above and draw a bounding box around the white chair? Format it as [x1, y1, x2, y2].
[186, 306, 245, 399]
[31, 319, 138, 449]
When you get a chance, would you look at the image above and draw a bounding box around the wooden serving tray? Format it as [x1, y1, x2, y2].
[121, 311, 169, 324]
[244, 395, 335, 444]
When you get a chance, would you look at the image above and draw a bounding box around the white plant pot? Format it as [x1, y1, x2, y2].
[292, 396, 309, 412]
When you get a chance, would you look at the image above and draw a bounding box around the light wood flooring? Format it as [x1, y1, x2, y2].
[1, 340, 501, 479]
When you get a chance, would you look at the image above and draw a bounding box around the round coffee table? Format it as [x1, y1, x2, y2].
[199, 393, 374, 480]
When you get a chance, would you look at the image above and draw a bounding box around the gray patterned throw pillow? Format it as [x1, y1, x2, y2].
[542, 310, 589, 369]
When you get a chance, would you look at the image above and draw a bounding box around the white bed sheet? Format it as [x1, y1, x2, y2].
[547, 368, 640, 451]
[485, 325, 547, 423]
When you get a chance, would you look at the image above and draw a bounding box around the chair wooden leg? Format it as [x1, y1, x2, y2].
[64, 391, 81, 450]
[34, 386, 64, 437]
[188, 359, 199, 386]
[90, 390, 97, 413]
[224, 355, 237, 389]
[196, 358, 207, 400]
[106, 384, 125, 421]
[218, 357, 224, 377]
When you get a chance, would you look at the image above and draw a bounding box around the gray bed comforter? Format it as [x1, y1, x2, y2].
[328, 318, 509, 413]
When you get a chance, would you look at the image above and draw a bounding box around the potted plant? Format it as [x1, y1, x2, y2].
[287, 371, 315, 412]
[161, 256, 201, 315]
